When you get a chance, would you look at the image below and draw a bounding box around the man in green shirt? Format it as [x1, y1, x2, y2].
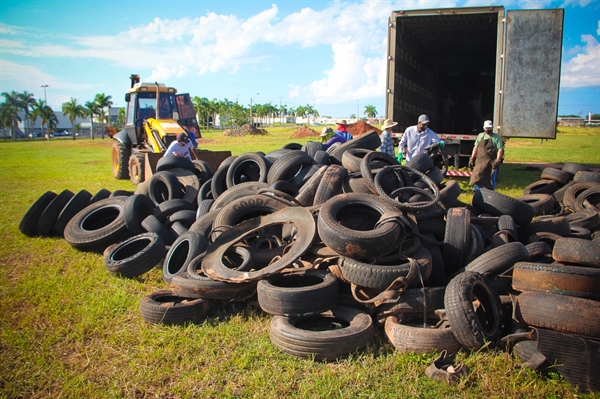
[469, 120, 504, 190]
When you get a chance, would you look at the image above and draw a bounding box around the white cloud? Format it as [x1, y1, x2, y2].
[0, 59, 92, 91]
[561, 34, 600, 87]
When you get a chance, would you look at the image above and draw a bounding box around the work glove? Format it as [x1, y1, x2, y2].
[438, 140, 445, 148]
[492, 159, 500, 170]
[397, 153, 404, 164]
[468, 158, 475, 169]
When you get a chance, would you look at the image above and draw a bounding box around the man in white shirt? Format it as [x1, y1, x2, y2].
[397, 114, 443, 162]
[164, 133, 197, 159]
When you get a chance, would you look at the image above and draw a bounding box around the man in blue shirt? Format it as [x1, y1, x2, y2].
[322, 119, 352, 150]
[397, 114, 443, 162]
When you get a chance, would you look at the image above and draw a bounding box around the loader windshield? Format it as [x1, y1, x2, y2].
[136, 92, 178, 120]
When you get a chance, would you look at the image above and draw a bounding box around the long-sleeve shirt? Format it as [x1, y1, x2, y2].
[322, 131, 352, 150]
[398, 125, 441, 161]
[379, 130, 395, 157]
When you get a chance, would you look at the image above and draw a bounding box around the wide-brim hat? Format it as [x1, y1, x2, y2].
[381, 119, 398, 130]
[320, 127, 333, 137]
[336, 119, 347, 125]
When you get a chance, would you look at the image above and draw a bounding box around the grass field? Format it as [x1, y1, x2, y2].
[0, 128, 599, 398]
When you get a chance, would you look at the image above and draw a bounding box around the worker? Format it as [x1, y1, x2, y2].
[164, 132, 198, 160]
[379, 119, 397, 157]
[322, 120, 352, 151]
[397, 114, 444, 163]
[320, 127, 334, 143]
[469, 120, 504, 190]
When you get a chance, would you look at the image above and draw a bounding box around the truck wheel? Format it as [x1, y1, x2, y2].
[128, 154, 145, 185]
[112, 142, 131, 179]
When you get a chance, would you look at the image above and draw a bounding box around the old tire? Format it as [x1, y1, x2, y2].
[53, 189, 93, 237]
[257, 269, 338, 316]
[104, 232, 166, 278]
[36, 189, 74, 236]
[147, 171, 184, 206]
[269, 305, 374, 361]
[472, 188, 534, 226]
[552, 237, 600, 267]
[384, 315, 461, 354]
[19, 191, 57, 237]
[162, 231, 208, 283]
[139, 289, 210, 325]
[444, 271, 502, 350]
[128, 154, 146, 185]
[516, 291, 600, 338]
[124, 194, 156, 235]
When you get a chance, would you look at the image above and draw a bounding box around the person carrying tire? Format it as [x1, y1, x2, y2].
[468, 120, 504, 190]
[397, 114, 444, 163]
[163, 132, 198, 160]
[322, 120, 352, 151]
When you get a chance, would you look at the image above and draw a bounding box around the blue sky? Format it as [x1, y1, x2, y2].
[1, 0, 599, 119]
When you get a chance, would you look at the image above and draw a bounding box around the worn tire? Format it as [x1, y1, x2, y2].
[313, 164, 348, 206]
[512, 261, 600, 300]
[53, 189, 93, 237]
[124, 194, 156, 235]
[465, 242, 529, 277]
[64, 197, 130, 252]
[266, 150, 315, 185]
[516, 291, 600, 338]
[36, 189, 74, 236]
[226, 152, 271, 188]
[540, 167, 571, 185]
[444, 271, 502, 350]
[384, 315, 461, 354]
[19, 191, 57, 237]
[147, 171, 183, 206]
[269, 305, 374, 361]
[443, 207, 471, 275]
[257, 269, 338, 316]
[162, 231, 208, 283]
[139, 289, 209, 325]
[128, 154, 145, 185]
[473, 188, 534, 226]
[552, 237, 600, 267]
[317, 193, 402, 261]
[105, 232, 166, 278]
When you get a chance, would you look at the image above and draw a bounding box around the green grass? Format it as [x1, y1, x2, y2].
[1, 132, 599, 398]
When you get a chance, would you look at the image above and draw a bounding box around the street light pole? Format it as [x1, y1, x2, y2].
[41, 84, 49, 138]
[357, 100, 359, 121]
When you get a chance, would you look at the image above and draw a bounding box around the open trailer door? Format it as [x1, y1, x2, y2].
[500, 9, 564, 139]
[176, 93, 201, 139]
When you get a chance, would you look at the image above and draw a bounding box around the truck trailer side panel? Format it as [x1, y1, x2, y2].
[502, 9, 564, 139]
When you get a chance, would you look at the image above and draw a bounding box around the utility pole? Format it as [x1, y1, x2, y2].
[357, 100, 359, 121]
[41, 84, 49, 139]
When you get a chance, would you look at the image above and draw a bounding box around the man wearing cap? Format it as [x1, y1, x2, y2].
[163, 132, 198, 159]
[397, 114, 443, 162]
[469, 120, 504, 190]
[379, 119, 397, 157]
[320, 127, 334, 143]
[322, 120, 353, 151]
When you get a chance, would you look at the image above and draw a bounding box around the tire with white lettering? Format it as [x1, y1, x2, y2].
[269, 305, 374, 361]
[139, 289, 210, 325]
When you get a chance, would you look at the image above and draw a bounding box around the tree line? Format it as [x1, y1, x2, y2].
[1, 89, 380, 140]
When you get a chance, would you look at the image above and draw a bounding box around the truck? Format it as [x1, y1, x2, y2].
[111, 74, 231, 184]
[385, 6, 564, 172]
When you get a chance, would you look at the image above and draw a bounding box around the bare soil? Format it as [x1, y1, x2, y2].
[223, 124, 269, 137]
[291, 126, 320, 139]
[347, 120, 381, 137]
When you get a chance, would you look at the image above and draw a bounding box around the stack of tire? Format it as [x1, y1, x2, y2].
[18, 138, 600, 374]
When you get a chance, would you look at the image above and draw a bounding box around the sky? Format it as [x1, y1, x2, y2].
[0, 0, 599, 119]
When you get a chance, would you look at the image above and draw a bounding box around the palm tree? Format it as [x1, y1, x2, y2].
[364, 105, 378, 119]
[62, 98, 85, 140]
[44, 106, 59, 138]
[94, 93, 113, 138]
[18, 91, 36, 138]
[84, 101, 101, 139]
[31, 99, 46, 139]
[117, 107, 126, 128]
[1, 91, 22, 141]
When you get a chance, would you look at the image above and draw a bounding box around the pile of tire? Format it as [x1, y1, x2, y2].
[18, 136, 600, 382]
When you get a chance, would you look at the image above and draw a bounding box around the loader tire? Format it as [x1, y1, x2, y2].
[112, 141, 130, 180]
[128, 154, 145, 185]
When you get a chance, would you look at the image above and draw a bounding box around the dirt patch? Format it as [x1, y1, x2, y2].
[223, 124, 269, 137]
[291, 126, 320, 139]
[347, 120, 381, 137]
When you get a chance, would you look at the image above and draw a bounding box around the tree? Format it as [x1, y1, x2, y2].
[31, 99, 45, 139]
[84, 101, 102, 139]
[1, 91, 22, 141]
[364, 105, 378, 119]
[62, 98, 85, 140]
[193, 96, 211, 129]
[44, 106, 59, 138]
[350, 113, 356, 119]
[117, 107, 126, 128]
[94, 93, 113, 137]
[18, 91, 36, 138]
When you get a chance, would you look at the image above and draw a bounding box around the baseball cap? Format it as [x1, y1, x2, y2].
[483, 120, 493, 129]
[418, 114, 430, 124]
[177, 133, 190, 143]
